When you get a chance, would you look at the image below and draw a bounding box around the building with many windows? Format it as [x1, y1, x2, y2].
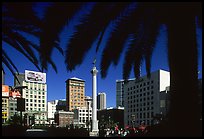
[97, 92, 106, 110]
[116, 80, 124, 107]
[14, 70, 47, 125]
[66, 77, 85, 111]
[55, 110, 74, 127]
[123, 69, 170, 127]
[2, 85, 10, 123]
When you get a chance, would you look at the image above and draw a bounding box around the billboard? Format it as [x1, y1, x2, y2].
[9, 90, 21, 98]
[2, 85, 9, 97]
[25, 70, 46, 83]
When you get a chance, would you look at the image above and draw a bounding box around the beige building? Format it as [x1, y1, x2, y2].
[55, 111, 74, 127]
[66, 77, 85, 111]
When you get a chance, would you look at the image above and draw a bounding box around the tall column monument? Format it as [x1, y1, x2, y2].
[90, 59, 99, 136]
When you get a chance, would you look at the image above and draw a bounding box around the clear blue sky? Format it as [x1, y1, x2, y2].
[3, 3, 202, 108]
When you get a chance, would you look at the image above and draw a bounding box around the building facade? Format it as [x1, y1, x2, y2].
[123, 69, 170, 127]
[73, 107, 92, 128]
[116, 80, 124, 107]
[15, 70, 47, 125]
[55, 111, 74, 127]
[97, 107, 124, 129]
[66, 77, 85, 111]
[2, 85, 10, 123]
[47, 100, 59, 124]
[97, 92, 106, 110]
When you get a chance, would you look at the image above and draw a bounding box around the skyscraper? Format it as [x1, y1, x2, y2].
[65, 77, 85, 111]
[97, 92, 106, 110]
[116, 80, 124, 107]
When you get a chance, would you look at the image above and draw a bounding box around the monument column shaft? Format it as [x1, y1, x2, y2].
[91, 66, 98, 132]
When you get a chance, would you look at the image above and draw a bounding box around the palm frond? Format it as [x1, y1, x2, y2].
[2, 49, 19, 74]
[2, 55, 20, 85]
[3, 36, 41, 72]
[65, 2, 132, 71]
[40, 2, 83, 71]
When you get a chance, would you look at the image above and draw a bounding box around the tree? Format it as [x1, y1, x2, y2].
[3, 2, 202, 136]
[41, 2, 201, 136]
[2, 2, 63, 83]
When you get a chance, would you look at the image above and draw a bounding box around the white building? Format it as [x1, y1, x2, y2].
[97, 92, 106, 110]
[15, 70, 47, 125]
[123, 69, 170, 127]
[73, 107, 92, 128]
[47, 100, 59, 124]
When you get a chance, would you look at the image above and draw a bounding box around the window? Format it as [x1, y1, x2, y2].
[160, 100, 166, 107]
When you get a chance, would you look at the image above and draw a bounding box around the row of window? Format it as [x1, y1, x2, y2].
[128, 102, 154, 108]
[26, 99, 45, 103]
[128, 106, 154, 112]
[127, 93, 154, 100]
[127, 86, 155, 95]
[71, 86, 84, 89]
[128, 96, 154, 104]
[26, 107, 45, 111]
[25, 91, 45, 95]
[25, 95, 45, 99]
[127, 80, 154, 91]
[26, 103, 45, 107]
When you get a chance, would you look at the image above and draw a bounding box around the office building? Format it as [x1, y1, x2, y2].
[55, 110, 74, 127]
[97, 107, 124, 129]
[123, 69, 170, 127]
[14, 70, 47, 125]
[65, 77, 85, 111]
[97, 92, 106, 110]
[116, 80, 124, 107]
[73, 107, 92, 128]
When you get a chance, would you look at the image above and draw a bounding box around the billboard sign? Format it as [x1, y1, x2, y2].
[9, 90, 21, 98]
[25, 70, 46, 83]
[2, 85, 9, 97]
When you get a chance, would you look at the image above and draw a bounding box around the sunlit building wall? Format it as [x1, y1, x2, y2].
[124, 69, 170, 127]
[66, 77, 85, 111]
[15, 71, 47, 125]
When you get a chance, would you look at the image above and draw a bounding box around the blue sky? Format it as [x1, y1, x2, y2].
[3, 3, 202, 108]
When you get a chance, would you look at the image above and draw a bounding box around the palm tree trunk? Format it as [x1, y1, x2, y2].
[167, 11, 201, 136]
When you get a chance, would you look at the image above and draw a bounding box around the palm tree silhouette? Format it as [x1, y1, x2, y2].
[2, 2, 42, 83]
[2, 2, 202, 136]
[54, 2, 201, 136]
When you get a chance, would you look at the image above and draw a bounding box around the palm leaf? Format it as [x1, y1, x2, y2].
[65, 2, 132, 71]
[40, 2, 83, 71]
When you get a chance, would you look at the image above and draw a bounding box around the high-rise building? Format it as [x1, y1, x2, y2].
[116, 80, 124, 107]
[97, 92, 106, 110]
[14, 70, 47, 125]
[123, 69, 170, 127]
[65, 77, 85, 111]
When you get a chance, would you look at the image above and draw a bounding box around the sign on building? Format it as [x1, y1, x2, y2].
[25, 70, 46, 84]
[2, 85, 9, 97]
